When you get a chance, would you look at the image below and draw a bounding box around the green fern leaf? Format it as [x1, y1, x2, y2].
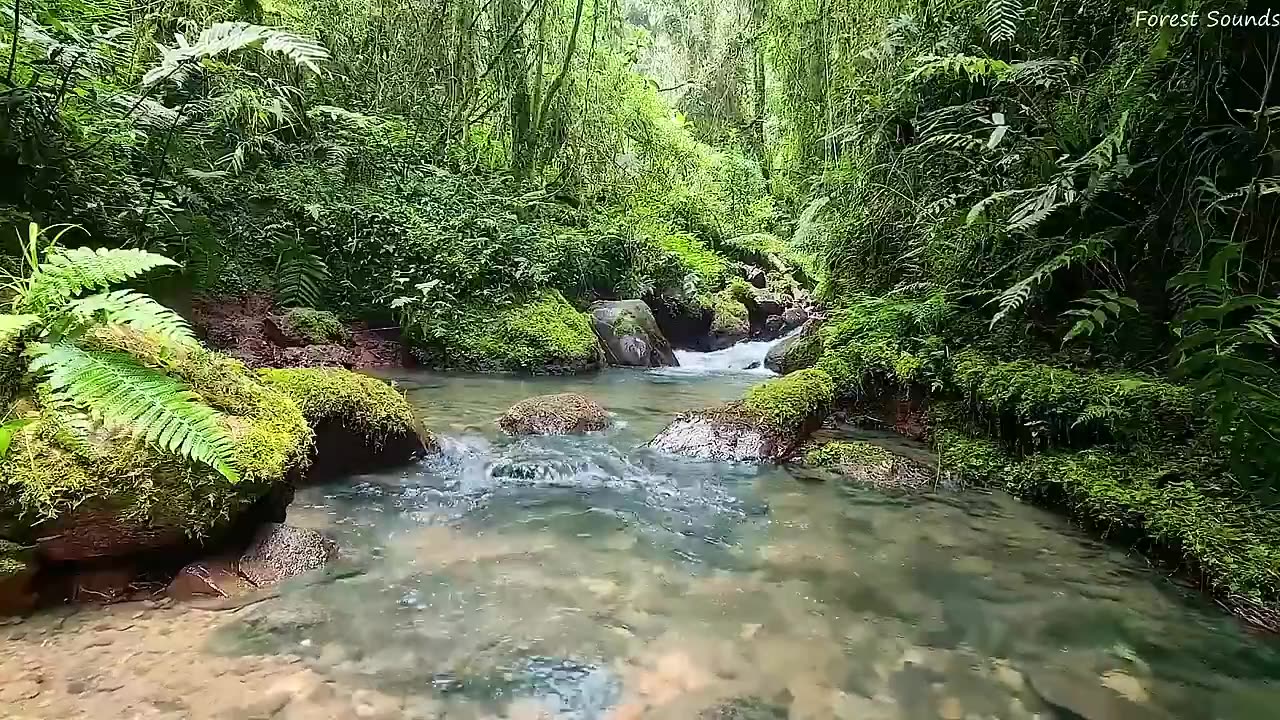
[984, 0, 1022, 44]
[145, 22, 329, 86]
[20, 248, 179, 315]
[27, 343, 240, 483]
[68, 290, 198, 347]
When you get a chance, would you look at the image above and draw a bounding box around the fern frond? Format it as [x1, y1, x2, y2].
[27, 343, 240, 483]
[984, 0, 1022, 44]
[275, 243, 330, 308]
[20, 248, 179, 315]
[68, 291, 198, 347]
[144, 22, 330, 86]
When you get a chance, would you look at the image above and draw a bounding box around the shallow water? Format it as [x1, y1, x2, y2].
[4, 367, 1280, 720]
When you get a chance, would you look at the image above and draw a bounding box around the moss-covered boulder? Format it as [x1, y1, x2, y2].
[650, 294, 714, 350]
[708, 291, 750, 350]
[408, 290, 603, 373]
[799, 440, 932, 489]
[260, 367, 434, 481]
[649, 369, 834, 462]
[265, 308, 352, 347]
[589, 300, 678, 367]
[498, 393, 610, 435]
[0, 339, 312, 564]
[764, 321, 824, 375]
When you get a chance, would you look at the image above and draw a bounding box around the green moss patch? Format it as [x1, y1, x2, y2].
[710, 291, 750, 335]
[409, 290, 602, 373]
[802, 440, 892, 469]
[259, 367, 425, 450]
[0, 337, 311, 538]
[742, 368, 835, 434]
[282, 308, 350, 345]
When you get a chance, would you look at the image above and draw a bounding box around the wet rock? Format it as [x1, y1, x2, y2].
[239, 524, 337, 587]
[743, 287, 785, 326]
[764, 321, 823, 375]
[264, 309, 351, 348]
[275, 344, 356, 369]
[167, 559, 254, 600]
[758, 315, 788, 342]
[68, 564, 139, 604]
[649, 405, 807, 463]
[649, 295, 714, 350]
[798, 441, 933, 490]
[33, 508, 188, 564]
[1028, 667, 1164, 720]
[781, 306, 808, 329]
[701, 697, 788, 719]
[499, 393, 610, 436]
[743, 265, 768, 288]
[709, 295, 751, 351]
[589, 300, 678, 367]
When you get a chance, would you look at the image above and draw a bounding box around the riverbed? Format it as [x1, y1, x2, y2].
[2, 350, 1279, 719]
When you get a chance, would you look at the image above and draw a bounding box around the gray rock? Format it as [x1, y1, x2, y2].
[498, 393, 610, 435]
[781, 306, 808, 328]
[746, 287, 785, 319]
[589, 300, 678, 367]
[239, 524, 337, 587]
[649, 406, 804, 463]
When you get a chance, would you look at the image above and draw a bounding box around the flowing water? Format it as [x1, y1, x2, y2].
[3, 363, 1280, 720]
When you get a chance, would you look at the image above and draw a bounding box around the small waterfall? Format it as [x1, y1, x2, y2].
[661, 327, 803, 376]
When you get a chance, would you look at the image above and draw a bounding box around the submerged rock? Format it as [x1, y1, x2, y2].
[168, 558, 254, 600]
[589, 300, 678, 367]
[238, 524, 337, 587]
[798, 440, 933, 489]
[499, 393, 610, 436]
[650, 370, 834, 462]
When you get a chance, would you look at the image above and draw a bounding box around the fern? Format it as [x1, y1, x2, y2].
[143, 21, 330, 87]
[1061, 289, 1139, 344]
[68, 290, 198, 347]
[984, 0, 1022, 44]
[27, 343, 240, 483]
[988, 236, 1111, 327]
[19, 248, 179, 315]
[0, 314, 40, 343]
[275, 239, 330, 308]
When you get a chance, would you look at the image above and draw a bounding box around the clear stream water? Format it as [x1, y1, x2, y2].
[2, 361, 1280, 719]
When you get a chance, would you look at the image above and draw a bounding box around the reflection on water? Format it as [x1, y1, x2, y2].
[3, 368, 1280, 719]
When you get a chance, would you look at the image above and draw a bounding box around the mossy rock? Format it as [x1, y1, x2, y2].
[589, 300, 677, 367]
[650, 369, 834, 462]
[799, 440, 932, 489]
[708, 290, 750, 350]
[0, 335, 312, 563]
[408, 290, 603, 373]
[764, 322, 824, 375]
[498, 393, 610, 435]
[260, 367, 434, 481]
[266, 308, 352, 347]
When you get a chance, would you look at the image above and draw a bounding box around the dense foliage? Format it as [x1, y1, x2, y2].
[2, 0, 1279, 613]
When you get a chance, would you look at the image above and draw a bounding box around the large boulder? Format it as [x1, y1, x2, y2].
[650, 295, 714, 350]
[589, 300, 678, 367]
[499, 393, 610, 436]
[1, 335, 313, 566]
[238, 524, 337, 587]
[764, 321, 824, 375]
[406, 290, 603, 374]
[259, 367, 435, 482]
[649, 369, 834, 462]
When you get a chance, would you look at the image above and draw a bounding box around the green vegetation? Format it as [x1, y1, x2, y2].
[742, 368, 834, 434]
[281, 308, 350, 345]
[802, 440, 892, 470]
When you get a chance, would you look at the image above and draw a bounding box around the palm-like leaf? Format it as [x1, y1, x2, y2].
[27, 343, 240, 483]
[144, 22, 330, 86]
[68, 290, 198, 347]
[19, 248, 179, 315]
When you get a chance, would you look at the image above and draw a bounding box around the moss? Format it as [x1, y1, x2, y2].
[259, 367, 422, 449]
[951, 350, 1199, 446]
[933, 430, 1008, 485]
[282, 308, 350, 345]
[710, 291, 750, 335]
[0, 539, 29, 577]
[656, 230, 730, 288]
[814, 339, 924, 398]
[742, 368, 835, 433]
[410, 290, 601, 372]
[773, 332, 824, 375]
[0, 336, 311, 537]
[802, 440, 892, 469]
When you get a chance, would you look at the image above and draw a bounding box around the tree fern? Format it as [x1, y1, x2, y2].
[144, 22, 330, 86]
[67, 290, 198, 347]
[27, 343, 240, 483]
[18, 248, 179, 315]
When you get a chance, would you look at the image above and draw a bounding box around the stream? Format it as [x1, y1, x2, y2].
[2, 355, 1280, 719]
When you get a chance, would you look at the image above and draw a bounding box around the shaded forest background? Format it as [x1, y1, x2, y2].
[2, 0, 1280, 599]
